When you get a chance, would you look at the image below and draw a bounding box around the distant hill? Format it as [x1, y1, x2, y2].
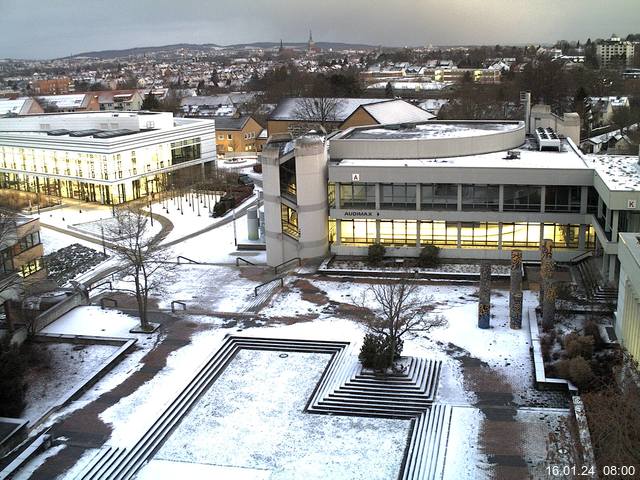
[65, 41, 379, 59]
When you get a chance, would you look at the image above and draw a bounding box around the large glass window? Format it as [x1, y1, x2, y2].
[503, 185, 541, 212]
[501, 222, 542, 248]
[328, 219, 336, 243]
[381, 184, 416, 210]
[460, 222, 500, 248]
[543, 224, 580, 249]
[421, 184, 458, 210]
[280, 203, 298, 238]
[171, 137, 201, 164]
[340, 183, 375, 209]
[379, 220, 417, 246]
[461, 185, 499, 211]
[586, 225, 596, 249]
[328, 183, 335, 208]
[545, 186, 581, 212]
[340, 219, 376, 245]
[279, 158, 296, 200]
[420, 221, 458, 247]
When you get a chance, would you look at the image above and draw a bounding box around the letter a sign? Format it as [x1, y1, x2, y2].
[352, 173, 360, 182]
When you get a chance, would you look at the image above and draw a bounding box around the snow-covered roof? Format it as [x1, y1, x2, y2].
[336, 139, 587, 170]
[345, 121, 520, 140]
[585, 130, 631, 146]
[584, 154, 640, 191]
[268, 97, 390, 122]
[367, 81, 452, 91]
[358, 100, 435, 124]
[0, 97, 31, 115]
[39, 94, 90, 109]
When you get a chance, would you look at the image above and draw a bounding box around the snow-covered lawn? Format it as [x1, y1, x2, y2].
[23, 341, 119, 423]
[149, 349, 410, 480]
[167, 214, 265, 264]
[151, 192, 259, 245]
[41, 306, 140, 338]
[39, 227, 100, 254]
[36, 203, 114, 230]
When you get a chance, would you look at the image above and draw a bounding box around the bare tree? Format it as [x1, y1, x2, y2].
[293, 97, 343, 133]
[108, 206, 170, 331]
[354, 277, 447, 368]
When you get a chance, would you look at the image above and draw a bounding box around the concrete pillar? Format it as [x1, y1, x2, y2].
[510, 250, 523, 329]
[605, 207, 612, 233]
[580, 186, 588, 214]
[456, 184, 462, 211]
[540, 185, 546, 213]
[609, 255, 617, 284]
[478, 263, 491, 329]
[375, 183, 381, 210]
[597, 197, 603, 219]
[579, 224, 587, 250]
[293, 135, 329, 260]
[334, 182, 341, 209]
[498, 185, 504, 212]
[416, 183, 421, 211]
[498, 223, 503, 250]
[416, 221, 421, 248]
[611, 210, 619, 240]
[335, 219, 341, 245]
[261, 145, 285, 267]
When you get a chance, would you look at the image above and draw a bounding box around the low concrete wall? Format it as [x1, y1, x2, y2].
[528, 308, 578, 392]
[28, 334, 137, 429]
[33, 289, 90, 333]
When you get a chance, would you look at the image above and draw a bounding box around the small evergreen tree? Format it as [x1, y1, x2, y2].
[367, 243, 386, 265]
[141, 92, 160, 111]
[418, 244, 441, 268]
[385, 81, 394, 98]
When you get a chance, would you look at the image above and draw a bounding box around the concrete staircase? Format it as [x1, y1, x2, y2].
[76, 336, 348, 480]
[401, 405, 452, 480]
[307, 356, 441, 419]
[574, 257, 618, 304]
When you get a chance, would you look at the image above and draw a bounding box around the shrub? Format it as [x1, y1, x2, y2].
[564, 332, 595, 360]
[418, 244, 441, 268]
[367, 243, 386, 266]
[0, 339, 27, 417]
[359, 333, 403, 371]
[555, 356, 594, 389]
[584, 320, 604, 348]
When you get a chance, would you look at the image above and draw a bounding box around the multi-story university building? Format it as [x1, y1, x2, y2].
[0, 111, 216, 204]
[596, 34, 637, 68]
[262, 117, 640, 360]
[0, 214, 45, 301]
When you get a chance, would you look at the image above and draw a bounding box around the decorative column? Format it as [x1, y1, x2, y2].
[542, 283, 557, 330]
[540, 239, 556, 329]
[539, 238, 554, 307]
[478, 263, 491, 329]
[510, 250, 523, 329]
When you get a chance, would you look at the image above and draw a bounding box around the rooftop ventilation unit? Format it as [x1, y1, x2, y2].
[535, 127, 561, 151]
[505, 150, 521, 159]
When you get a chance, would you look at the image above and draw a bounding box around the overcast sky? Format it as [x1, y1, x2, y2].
[1, 0, 639, 59]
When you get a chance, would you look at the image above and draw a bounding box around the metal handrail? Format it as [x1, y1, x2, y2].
[569, 250, 594, 264]
[88, 281, 112, 292]
[100, 297, 118, 309]
[274, 257, 301, 274]
[236, 257, 256, 266]
[171, 300, 187, 312]
[177, 256, 200, 265]
[254, 277, 284, 296]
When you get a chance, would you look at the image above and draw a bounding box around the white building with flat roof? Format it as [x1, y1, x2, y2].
[0, 111, 216, 204]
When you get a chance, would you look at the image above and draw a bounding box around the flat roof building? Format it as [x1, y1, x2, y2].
[0, 111, 216, 204]
[261, 118, 640, 360]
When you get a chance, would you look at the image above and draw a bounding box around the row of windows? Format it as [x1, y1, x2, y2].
[334, 219, 594, 250]
[333, 183, 597, 214]
[19, 258, 44, 278]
